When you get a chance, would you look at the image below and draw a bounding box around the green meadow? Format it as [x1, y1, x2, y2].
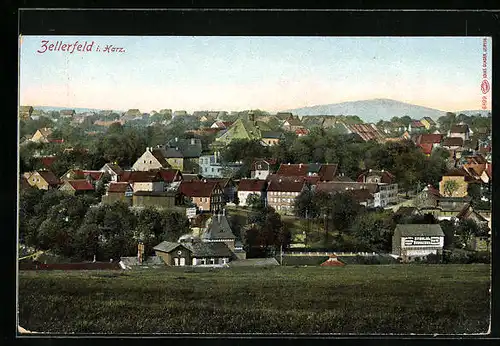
[18, 264, 490, 334]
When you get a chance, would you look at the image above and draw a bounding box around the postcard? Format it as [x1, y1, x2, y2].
[17, 31, 492, 336]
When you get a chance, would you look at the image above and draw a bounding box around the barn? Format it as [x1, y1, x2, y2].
[392, 224, 445, 262]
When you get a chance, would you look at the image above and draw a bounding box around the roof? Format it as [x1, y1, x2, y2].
[238, 179, 267, 192]
[357, 170, 395, 184]
[148, 148, 171, 167]
[411, 120, 425, 128]
[120, 171, 163, 183]
[39, 156, 56, 168]
[107, 182, 132, 193]
[442, 137, 464, 147]
[283, 118, 303, 127]
[295, 128, 310, 135]
[179, 180, 220, 197]
[443, 168, 468, 177]
[421, 185, 441, 198]
[251, 158, 277, 171]
[261, 131, 283, 139]
[267, 179, 305, 192]
[152, 169, 181, 183]
[276, 163, 309, 177]
[450, 124, 469, 133]
[201, 214, 236, 240]
[37, 127, 52, 138]
[153, 241, 234, 257]
[394, 206, 418, 217]
[419, 143, 434, 155]
[416, 134, 443, 145]
[455, 204, 487, 222]
[36, 170, 60, 186]
[345, 123, 385, 142]
[345, 189, 374, 203]
[101, 163, 124, 175]
[316, 181, 379, 194]
[82, 170, 104, 180]
[394, 224, 444, 237]
[167, 138, 203, 158]
[422, 117, 436, 125]
[66, 180, 95, 191]
[182, 174, 200, 181]
[318, 164, 338, 181]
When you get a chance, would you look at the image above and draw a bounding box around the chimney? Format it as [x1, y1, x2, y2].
[299, 163, 303, 168]
[191, 138, 195, 145]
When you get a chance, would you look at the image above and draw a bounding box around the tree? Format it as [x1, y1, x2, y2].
[467, 183, 482, 205]
[349, 210, 394, 252]
[245, 206, 290, 257]
[443, 180, 460, 197]
[158, 210, 191, 242]
[246, 193, 264, 210]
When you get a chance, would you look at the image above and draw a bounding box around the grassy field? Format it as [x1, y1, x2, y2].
[18, 264, 490, 334]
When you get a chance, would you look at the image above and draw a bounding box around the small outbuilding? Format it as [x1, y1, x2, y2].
[392, 224, 445, 262]
[153, 240, 234, 266]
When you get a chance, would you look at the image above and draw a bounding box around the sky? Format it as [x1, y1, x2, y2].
[19, 36, 492, 113]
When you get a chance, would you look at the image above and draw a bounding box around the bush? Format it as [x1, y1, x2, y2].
[423, 253, 441, 264]
[442, 249, 491, 264]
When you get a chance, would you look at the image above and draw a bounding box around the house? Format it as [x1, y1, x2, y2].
[132, 147, 171, 171]
[94, 120, 125, 127]
[315, 180, 397, 208]
[59, 180, 95, 195]
[60, 169, 104, 183]
[414, 133, 443, 147]
[198, 152, 242, 178]
[455, 204, 489, 227]
[201, 212, 238, 252]
[19, 106, 33, 120]
[132, 191, 179, 210]
[282, 117, 305, 132]
[448, 124, 470, 141]
[420, 117, 436, 130]
[295, 128, 310, 137]
[237, 179, 267, 207]
[408, 120, 426, 133]
[30, 128, 53, 143]
[413, 184, 441, 210]
[100, 163, 124, 182]
[266, 179, 306, 214]
[165, 137, 203, 173]
[250, 159, 276, 180]
[260, 132, 283, 146]
[442, 137, 464, 151]
[210, 121, 233, 129]
[392, 224, 445, 262]
[276, 112, 294, 121]
[357, 169, 396, 184]
[214, 116, 272, 145]
[119, 171, 165, 192]
[439, 168, 473, 197]
[153, 240, 234, 266]
[203, 178, 237, 204]
[341, 123, 386, 142]
[151, 168, 183, 185]
[101, 182, 133, 205]
[179, 180, 225, 213]
[59, 109, 76, 118]
[26, 170, 60, 190]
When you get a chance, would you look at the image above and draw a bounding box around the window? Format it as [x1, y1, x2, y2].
[201, 258, 206, 265]
[210, 258, 215, 265]
[149, 160, 152, 164]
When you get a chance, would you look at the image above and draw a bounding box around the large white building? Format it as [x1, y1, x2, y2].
[392, 224, 445, 262]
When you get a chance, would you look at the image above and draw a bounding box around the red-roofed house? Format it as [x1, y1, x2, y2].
[276, 163, 309, 177]
[60, 169, 104, 183]
[237, 179, 268, 206]
[119, 170, 165, 192]
[150, 168, 183, 184]
[59, 180, 95, 195]
[179, 180, 225, 213]
[415, 133, 443, 146]
[357, 169, 396, 184]
[266, 179, 306, 214]
[295, 128, 310, 137]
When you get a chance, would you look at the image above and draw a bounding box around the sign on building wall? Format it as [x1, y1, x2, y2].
[403, 236, 441, 247]
[186, 207, 197, 219]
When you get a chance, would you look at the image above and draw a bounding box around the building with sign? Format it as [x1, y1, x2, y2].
[392, 224, 445, 262]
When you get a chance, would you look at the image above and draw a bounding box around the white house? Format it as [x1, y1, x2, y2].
[237, 179, 267, 206]
[392, 224, 445, 262]
[250, 159, 275, 180]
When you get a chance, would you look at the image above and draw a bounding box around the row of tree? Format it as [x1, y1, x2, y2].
[19, 188, 190, 261]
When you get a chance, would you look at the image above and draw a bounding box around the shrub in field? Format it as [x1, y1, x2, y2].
[423, 253, 442, 264]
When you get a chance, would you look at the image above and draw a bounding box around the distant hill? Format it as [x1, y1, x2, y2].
[285, 98, 489, 123]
